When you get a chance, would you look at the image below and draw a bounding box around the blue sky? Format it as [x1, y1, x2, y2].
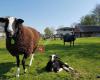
[0, 0, 100, 33]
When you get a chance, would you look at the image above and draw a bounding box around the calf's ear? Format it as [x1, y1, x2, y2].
[49, 55, 52, 58]
[17, 18, 24, 24]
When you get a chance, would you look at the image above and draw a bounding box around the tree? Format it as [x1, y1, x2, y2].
[50, 27, 55, 34]
[92, 4, 100, 25]
[44, 27, 53, 36]
[79, 4, 100, 26]
[80, 14, 96, 25]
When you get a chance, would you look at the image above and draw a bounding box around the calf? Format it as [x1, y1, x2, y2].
[45, 54, 74, 73]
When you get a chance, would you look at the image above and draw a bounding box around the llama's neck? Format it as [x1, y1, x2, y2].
[14, 26, 24, 42]
[6, 37, 14, 48]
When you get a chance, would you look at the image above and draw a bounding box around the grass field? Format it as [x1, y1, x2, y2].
[0, 37, 100, 80]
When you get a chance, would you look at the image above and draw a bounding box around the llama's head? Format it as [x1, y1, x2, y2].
[49, 54, 60, 62]
[0, 16, 24, 38]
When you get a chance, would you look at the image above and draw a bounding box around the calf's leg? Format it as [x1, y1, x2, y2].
[58, 68, 63, 72]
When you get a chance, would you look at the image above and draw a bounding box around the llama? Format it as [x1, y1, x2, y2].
[63, 34, 76, 47]
[0, 17, 40, 77]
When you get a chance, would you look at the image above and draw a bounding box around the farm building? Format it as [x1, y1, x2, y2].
[56, 27, 74, 35]
[74, 25, 100, 37]
[0, 27, 4, 38]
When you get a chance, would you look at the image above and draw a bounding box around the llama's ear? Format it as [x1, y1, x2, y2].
[0, 17, 5, 22]
[17, 18, 24, 24]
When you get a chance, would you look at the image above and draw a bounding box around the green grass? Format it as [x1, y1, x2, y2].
[0, 37, 100, 80]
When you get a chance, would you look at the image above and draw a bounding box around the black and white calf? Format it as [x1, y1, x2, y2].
[45, 54, 74, 73]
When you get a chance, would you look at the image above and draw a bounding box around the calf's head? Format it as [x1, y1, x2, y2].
[0, 17, 24, 38]
[50, 54, 60, 62]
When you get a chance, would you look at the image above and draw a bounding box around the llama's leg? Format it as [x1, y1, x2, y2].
[29, 54, 34, 66]
[70, 42, 72, 47]
[64, 41, 65, 45]
[16, 56, 20, 77]
[73, 41, 74, 46]
[22, 55, 27, 73]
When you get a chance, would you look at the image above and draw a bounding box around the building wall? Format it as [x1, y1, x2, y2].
[0, 32, 5, 38]
[57, 30, 73, 35]
[75, 32, 100, 37]
[92, 32, 100, 37]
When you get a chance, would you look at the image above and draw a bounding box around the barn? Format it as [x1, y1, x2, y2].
[74, 25, 100, 37]
[56, 27, 74, 35]
[0, 27, 4, 38]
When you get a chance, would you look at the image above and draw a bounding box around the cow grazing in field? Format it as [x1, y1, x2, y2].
[45, 54, 74, 73]
[0, 16, 40, 77]
[63, 34, 76, 47]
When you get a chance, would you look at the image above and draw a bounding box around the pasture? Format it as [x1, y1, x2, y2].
[0, 37, 100, 80]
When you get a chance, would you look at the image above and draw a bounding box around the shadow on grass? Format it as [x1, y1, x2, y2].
[45, 43, 100, 60]
[0, 48, 6, 51]
[36, 67, 46, 74]
[0, 62, 15, 79]
[0, 48, 7, 53]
